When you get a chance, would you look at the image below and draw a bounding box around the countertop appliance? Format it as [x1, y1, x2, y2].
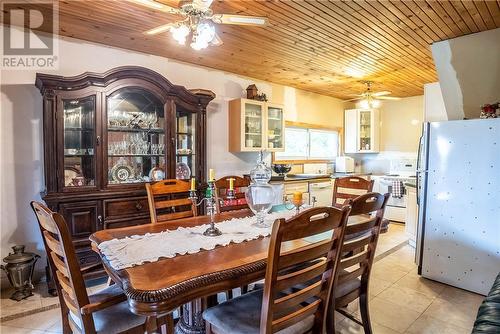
[372, 159, 416, 222]
[335, 156, 354, 173]
[416, 119, 500, 295]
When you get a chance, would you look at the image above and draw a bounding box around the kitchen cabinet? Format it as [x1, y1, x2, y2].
[344, 109, 380, 153]
[405, 185, 418, 247]
[36, 66, 215, 277]
[228, 98, 285, 152]
[309, 180, 333, 206]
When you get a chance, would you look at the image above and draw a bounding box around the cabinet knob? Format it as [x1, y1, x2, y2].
[135, 202, 143, 211]
[96, 136, 101, 145]
[97, 215, 103, 225]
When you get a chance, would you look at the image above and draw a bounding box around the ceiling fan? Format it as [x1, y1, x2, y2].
[345, 81, 401, 108]
[129, 0, 269, 50]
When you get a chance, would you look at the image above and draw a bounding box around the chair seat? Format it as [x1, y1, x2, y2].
[202, 289, 315, 334]
[336, 275, 361, 299]
[70, 285, 147, 333]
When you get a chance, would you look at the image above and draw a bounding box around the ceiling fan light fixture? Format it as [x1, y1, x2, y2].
[360, 99, 370, 109]
[190, 22, 215, 50]
[227, 16, 266, 25]
[360, 98, 380, 109]
[171, 24, 190, 45]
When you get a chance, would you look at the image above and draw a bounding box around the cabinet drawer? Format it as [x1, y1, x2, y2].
[284, 182, 309, 194]
[105, 217, 151, 230]
[104, 197, 149, 219]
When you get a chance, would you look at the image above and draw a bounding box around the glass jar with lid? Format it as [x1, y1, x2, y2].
[245, 154, 275, 228]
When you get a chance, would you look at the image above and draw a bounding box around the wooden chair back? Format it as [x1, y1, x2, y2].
[334, 192, 389, 309]
[146, 179, 197, 224]
[31, 201, 94, 333]
[260, 206, 351, 333]
[332, 176, 374, 207]
[214, 175, 250, 213]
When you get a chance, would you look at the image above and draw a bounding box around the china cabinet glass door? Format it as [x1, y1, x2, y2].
[176, 109, 196, 179]
[63, 96, 97, 189]
[267, 105, 284, 150]
[359, 110, 372, 151]
[244, 102, 263, 149]
[106, 88, 166, 185]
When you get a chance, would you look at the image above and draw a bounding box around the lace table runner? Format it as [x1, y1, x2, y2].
[98, 211, 296, 270]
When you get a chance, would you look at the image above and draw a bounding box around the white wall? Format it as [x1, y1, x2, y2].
[380, 96, 423, 153]
[424, 82, 448, 122]
[351, 96, 423, 174]
[0, 31, 346, 279]
[432, 28, 500, 119]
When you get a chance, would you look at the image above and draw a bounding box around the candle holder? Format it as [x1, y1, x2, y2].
[226, 188, 236, 200]
[284, 197, 305, 216]
[189, 181, 223, 237]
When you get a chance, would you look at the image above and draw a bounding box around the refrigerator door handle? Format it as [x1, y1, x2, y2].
[416, 135, 423, 205]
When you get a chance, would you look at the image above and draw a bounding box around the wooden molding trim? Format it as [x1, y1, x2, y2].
[36, 66, 216, 107]
[285, 120, 342, 132]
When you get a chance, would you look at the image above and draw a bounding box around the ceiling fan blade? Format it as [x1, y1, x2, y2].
[145, 23, 176, 35]
[210, 33, 224, 46]
[343, 98, 361, 102]
[211, 14, 269, 26]
[193, 0, 214, 8]
[373, 91, 391, 97]
[377, 96, 401, 100]
[127, 0, 181, 15]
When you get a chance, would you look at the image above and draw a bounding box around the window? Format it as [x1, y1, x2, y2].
[275, 127, 339, 160]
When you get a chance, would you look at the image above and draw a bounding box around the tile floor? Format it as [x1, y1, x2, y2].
[0, 282, 59, 320]
[0, 223, 484, 334]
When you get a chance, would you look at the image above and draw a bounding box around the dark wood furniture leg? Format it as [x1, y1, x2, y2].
[176, 299, 205, 334]
[46, 260, 58, 296]
[359, 292, 373, 334]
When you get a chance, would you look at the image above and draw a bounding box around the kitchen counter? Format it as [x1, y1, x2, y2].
[270, 173, 371, 184]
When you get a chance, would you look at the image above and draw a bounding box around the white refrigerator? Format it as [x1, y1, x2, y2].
[416, 118, 500, 295]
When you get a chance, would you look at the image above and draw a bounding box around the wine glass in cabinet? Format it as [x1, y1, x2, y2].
[106, 87, 166, 185]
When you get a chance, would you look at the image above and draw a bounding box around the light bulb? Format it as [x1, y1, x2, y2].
[192, 22, 215, 49]
[171, 24, 190, 45]
[360, 99, 369, 109]
[190, 40, 208, 50]
[371, 99, 381, 108]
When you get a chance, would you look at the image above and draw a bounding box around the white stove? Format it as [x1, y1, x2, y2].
[372, 159, 416, 222]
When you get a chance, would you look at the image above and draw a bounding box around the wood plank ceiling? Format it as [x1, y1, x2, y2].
[5, 1, 500, 99]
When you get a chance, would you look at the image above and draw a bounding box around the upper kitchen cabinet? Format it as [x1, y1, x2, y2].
[344, 109, 380, 153]
[228, 98, 285, 152]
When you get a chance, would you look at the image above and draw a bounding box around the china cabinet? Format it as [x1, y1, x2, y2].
[228, 98, 285, 152]
[344, 108, 380, 153]
[36, 66, 215, 278]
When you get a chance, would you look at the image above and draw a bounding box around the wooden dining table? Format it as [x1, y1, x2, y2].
[90, 208, 383, 334]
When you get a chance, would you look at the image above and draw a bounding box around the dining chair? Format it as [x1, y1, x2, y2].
[202, 205, 351, 334]
[31, 201, 172, 334]
[332, 192, 389, 334]
[146, 179, 197, 224]
[213, 175, 251, 298]
[214, 175, 250, 213]
[332, 176, 374, 208]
